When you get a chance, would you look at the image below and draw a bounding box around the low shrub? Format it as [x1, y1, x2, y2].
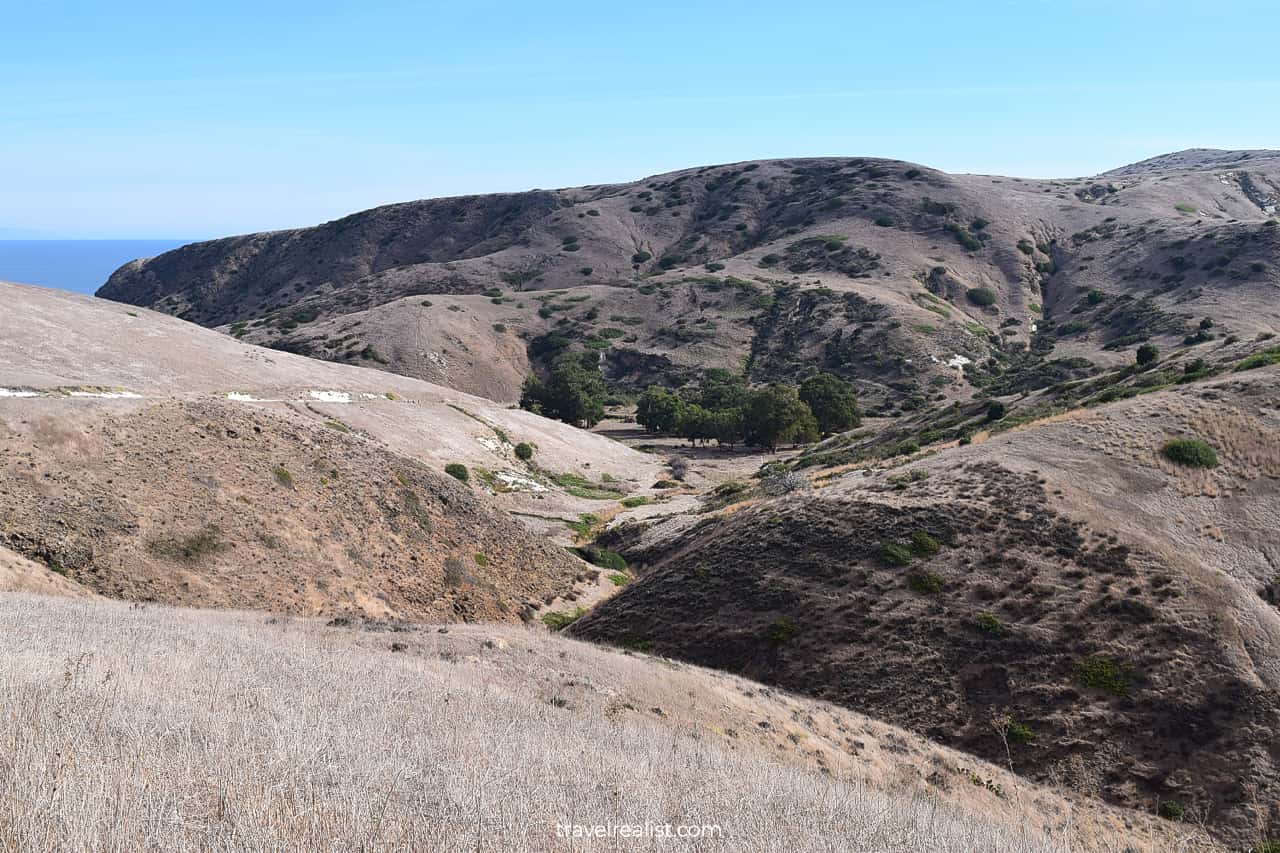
[146, 525, 229, 563]
[445, 463, 470, 482]
[1074, 656, 1132, 695]
[975, 613, 1008, 637]
[1161, 438, 1218, 468]
[907, 571, 944, 594]
[542, 607, 587, 631]
[878, 542, 913, 567]
[966, 287, 996, 307]
[909, 531, 940, 557]
[580, 547, 626, 572]
[764, 618, 798, 645]
[514, 442, 534, 461]
[1006, 720, 1033, 743]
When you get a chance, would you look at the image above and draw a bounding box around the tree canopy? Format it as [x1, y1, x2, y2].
[520, 352, 606, 428]
[798, 372, 860, 435]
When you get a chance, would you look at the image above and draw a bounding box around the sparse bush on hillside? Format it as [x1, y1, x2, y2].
[945, 223, 982, 251]
[445, 463, 470, 482]
[1158, 800, 1185, 821]
[967, 287, 996, 307]
[761, 470, 809, 496]
[985, 400, 1006, 422]
[146, 525, 229, 563]
[764, 618, 798, 645]
[272, 465, 294, 487]
[1161, 438, 1218, 469]
[578, 546, 626, 572]
[1136, 343, 1160, 366]
[1234, 345, 1280, 372]
[1006, 720, 1033, 744]
[975, 613, 1008, 637]
[909, 531, 940, 557]
[907, 571, 944, 594]
[542, 607, 587, 631]
[878, 541, 913, 567]
[1074, 656, 1132, 695]
[514, 442, 534, 461]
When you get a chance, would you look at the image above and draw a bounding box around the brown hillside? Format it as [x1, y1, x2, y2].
[99, 152, 1280, 412]
[570, 366, 1280, 846]
[0, 282, 659, 621]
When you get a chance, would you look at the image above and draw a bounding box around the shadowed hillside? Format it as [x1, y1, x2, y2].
[571, 365, 1280, 847]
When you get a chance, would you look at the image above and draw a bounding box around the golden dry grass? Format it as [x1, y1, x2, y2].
[0, 593, 1214, 852]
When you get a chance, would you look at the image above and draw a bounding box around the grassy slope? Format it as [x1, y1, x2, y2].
[0, 592, 1211, 852]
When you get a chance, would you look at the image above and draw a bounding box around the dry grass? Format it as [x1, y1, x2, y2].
[0, 593, 1210, 852]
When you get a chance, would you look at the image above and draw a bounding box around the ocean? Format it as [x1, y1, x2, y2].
[0, 240, 191, 295]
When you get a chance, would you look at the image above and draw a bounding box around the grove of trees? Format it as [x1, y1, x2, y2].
[519, 352, 607, 428]
[637, 372, 859, 451]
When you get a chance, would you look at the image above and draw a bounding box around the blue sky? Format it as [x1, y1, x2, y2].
[3, 0, 1278, 239]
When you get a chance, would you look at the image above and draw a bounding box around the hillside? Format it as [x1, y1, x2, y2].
[99, 151, 1280, 410]
[0, 282, 660, 621]
[570, 365, 1280, 846]
[0, 592, 1212, 852]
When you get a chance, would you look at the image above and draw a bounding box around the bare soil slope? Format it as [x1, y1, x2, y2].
[571, 366, 1280, 847]
[0, 282, 659, 621]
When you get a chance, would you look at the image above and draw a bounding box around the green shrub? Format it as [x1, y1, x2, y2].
[514, 442, 534, 461]
[272, 465, 294, 487]
[580, 546, 626, 572]
[1006, 720, 1033, 743]
[146, 525, 229, 563]
[1234, 346, 1280, 372]
[620, 496, 648, 508]
[542, 607, 587, 631]
[764, 618, 798, 645]
[445, 463, 470, 482]
[986, 400, 1006, 421]
[967, 287, 996, 307]
[907, 571, 944, 594]
[909, 531, 940, 557]
[878, 542, 913, 567]
[1158, 800, 1185, 821]
[1252, 842, 1280, 853]
[492, 323, 507, 333]
[1161, 438, 1218, 468]
[1074, 656, 1132, 695]
[946, 224, 983, 251]
[1136, 343, 1159, 366]
[975, 613, 1008, 637]
[607, 572, 630, 587]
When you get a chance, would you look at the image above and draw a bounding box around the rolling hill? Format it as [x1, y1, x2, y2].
[570, 364, 1280, 846]
[0, 281, 659, 621]
[98, 150, 1280, 411]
